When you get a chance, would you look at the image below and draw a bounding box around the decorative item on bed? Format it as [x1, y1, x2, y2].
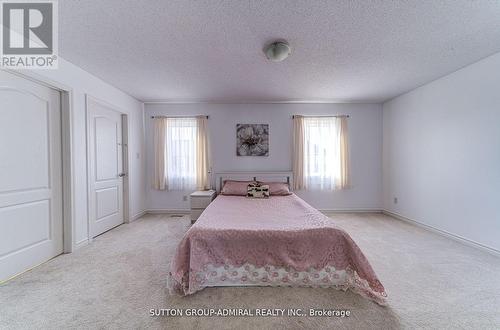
[168, 172, 387, 305]
[246, 183, 269, 198]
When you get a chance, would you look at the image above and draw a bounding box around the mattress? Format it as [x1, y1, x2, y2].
[168, 194, 387, 305]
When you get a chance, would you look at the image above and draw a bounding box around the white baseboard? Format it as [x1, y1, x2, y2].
[146, 209, 190, 215]
[131, 210, 147, 221]
[320, 209, 382, 214]
[74, 239, 89, 250]
[382, 210, 500, 257]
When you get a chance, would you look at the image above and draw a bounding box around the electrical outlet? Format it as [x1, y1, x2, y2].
[393, 197, 398, 204]
[183, 195, 188, 201]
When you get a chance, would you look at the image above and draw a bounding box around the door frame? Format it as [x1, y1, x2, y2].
[2, 69, 76, 253]
[85, 94, 130, 240]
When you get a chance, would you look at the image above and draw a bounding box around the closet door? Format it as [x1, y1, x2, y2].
[87, 98, 124, 237]
[0, 71, 63, 281]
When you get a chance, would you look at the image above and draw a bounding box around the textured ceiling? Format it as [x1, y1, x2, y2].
[59, 0, 500, 102]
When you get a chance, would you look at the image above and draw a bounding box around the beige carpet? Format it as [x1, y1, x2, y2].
[0, 213, 499, 330]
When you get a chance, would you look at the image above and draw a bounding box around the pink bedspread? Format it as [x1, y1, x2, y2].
[168, 194, 387, 305]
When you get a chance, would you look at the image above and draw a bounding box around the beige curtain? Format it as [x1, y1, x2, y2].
[339, 116, 351, 188]
[196, 116, 210, 190]
[292, 115, 305, 190]
[153, 117, 167, 190]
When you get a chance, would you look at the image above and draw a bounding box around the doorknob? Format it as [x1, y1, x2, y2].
[118, 173, 126, 177]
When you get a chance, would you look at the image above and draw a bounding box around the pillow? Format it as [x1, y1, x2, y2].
[220, 180, 256, 196]
[247, 183, 270, 198]
[258, 181, 292, 196]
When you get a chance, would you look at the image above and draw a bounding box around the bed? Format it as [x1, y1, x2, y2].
[168, 172, 387, 305]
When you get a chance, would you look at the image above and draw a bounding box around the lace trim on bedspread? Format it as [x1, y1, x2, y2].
[168, 263, 387, 306]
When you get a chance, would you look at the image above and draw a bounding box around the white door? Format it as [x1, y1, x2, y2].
[0, 71, 63, 281]
[87, 98, 124, 237]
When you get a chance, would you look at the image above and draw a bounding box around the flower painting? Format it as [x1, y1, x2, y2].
[236, 124, 269, 156]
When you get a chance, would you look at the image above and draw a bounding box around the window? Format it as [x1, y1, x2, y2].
[153, 116, 210, 191]
[166, 118, 197, 190]
[293, 116, 350, 190]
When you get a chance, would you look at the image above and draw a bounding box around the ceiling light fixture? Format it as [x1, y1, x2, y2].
[264, 41, 291, 62]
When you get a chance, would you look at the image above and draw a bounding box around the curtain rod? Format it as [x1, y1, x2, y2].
[292, 114, 349, 118]
[150, 115, 209, 119]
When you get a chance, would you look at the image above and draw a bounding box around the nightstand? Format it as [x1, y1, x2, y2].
[190, 190, 216, 224]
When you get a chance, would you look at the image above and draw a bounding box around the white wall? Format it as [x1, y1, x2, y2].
[383, 52, 500, 251]
[145, 103, 382, 211]
[19, 58, 146, 249]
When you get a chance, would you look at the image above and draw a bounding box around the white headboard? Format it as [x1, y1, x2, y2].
[215, 171, 293, 192]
